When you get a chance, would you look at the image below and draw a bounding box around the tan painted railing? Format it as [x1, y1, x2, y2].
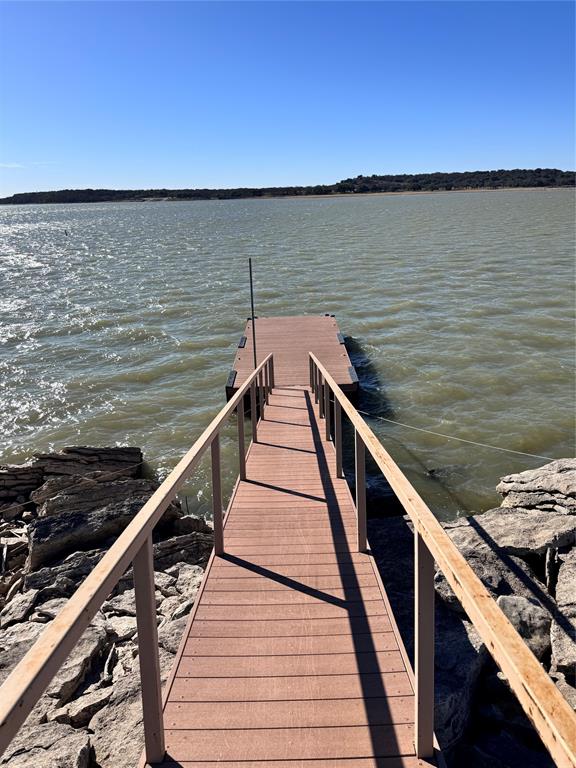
[309, 352, 576, 768]
[0, 354, 275, 764]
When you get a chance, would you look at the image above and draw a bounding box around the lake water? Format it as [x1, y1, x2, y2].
[1, 189, 574, 521]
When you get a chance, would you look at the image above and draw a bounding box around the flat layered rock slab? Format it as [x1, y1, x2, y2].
[157, 386, 424, 766]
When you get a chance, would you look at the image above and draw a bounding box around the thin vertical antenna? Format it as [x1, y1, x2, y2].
[249, 257, 257, 369]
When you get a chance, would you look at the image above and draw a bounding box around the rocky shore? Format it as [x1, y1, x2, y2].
[368, 458, 576, 767]
[0, 448, 574, 767]
[0, 447, 213, 768]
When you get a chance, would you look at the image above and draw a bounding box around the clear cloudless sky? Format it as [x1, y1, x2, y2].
[0, 1, 574, 196]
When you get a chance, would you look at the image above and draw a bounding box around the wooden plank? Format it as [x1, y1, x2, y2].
[200, 586, 384, 604]
[176, 651, 406, 678]
[169, 671, 414, 701]
[164, 724, 416, 761]
[164, 696, 414, 729]
[159, 759, 431, 768]
[183, 632, 398, 656]
[187, 615, 394, 638]
[205, 574, 378, 590]
[194, 602, 387, 621]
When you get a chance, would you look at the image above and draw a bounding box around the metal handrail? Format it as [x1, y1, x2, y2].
[310, 352, 576, 768]
[0, 353, 275, 763]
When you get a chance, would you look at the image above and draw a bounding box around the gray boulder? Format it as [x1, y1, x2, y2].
[0, 721, 91, 768]
[47, 625, 107, 704]
[32, 446, 142, 478]
[496, 595, 551, 660]
[25, 549, 103, 596]
[0, 589, 38, 629]
[550, 548, 576, 676]
[27, 490, 179, 570]
[90, 646, 174, 768]
[435, 610, 487, 749]
[153, 531, 213, 571]
[497, 459, 576, 515]
[50, 686, 112, 728]
[443, 507, 576, 558]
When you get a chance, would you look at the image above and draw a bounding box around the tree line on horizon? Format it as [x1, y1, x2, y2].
[1, 168, 574, 205]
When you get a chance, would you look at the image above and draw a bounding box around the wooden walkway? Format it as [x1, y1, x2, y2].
[158, 385, 425, 767]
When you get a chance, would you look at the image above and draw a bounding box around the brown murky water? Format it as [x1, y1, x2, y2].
[1, 189, 574, 520]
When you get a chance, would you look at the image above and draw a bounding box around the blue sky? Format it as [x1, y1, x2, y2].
[0, 1, 574, 196]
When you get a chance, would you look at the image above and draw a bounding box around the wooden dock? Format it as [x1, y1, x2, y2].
[2, 322, 575, 768]
[226, 315, 358, 398]
[157, 385, 424, 766]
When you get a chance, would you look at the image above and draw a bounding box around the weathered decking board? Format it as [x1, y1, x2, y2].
[157, 386, 429, 767]
[226, 315, 358, 397]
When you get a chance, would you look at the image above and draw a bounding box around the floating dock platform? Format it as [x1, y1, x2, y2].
[226, 314, 358, 399]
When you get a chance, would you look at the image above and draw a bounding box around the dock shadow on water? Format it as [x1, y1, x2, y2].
[343, 335, 466, 519]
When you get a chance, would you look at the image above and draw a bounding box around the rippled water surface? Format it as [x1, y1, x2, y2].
[1, 190, 574, 520]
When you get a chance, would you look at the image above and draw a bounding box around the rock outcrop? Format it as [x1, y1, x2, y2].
[368, 458, 576, 766]
[0, 445, 213, 768]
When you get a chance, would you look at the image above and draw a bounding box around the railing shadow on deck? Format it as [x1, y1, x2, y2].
[303, 389, 406, 762]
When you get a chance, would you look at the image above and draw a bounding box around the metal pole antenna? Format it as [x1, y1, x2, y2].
[249, 257, 257, 369]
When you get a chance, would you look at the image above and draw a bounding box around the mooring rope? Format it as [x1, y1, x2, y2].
[356, 409, 554, 461]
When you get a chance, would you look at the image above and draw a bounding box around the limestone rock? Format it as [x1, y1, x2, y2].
[153, 531, 213, 571]
[30, 597, 69, 623]
[32, 446, 142, 478]
[25, 549, 103, 596]
[154, 570, 178, 597]
[174, 562, 204, 598]
[105, 615, 138, 642]
[50, 686, 112, 727]
[158, 615, 188, 654]
[47, 625, 106, 703]
[0, 721, 91, 768]
[35, 477, 169, 519]
[443, 507, 576, 558]
[434, 610, 487, 749]
[27, 490, 178, 570]
[0, 620, 46, 685]
[550, 548, 576, 676]
[0, 589, 38, 629]
[0, 463, 44, 502]
[90, 647, 174, 768]
[497, 459, 576, 515]
[102, 588, 161, 618]
[496, 595, 551, 660]
[434, 549, 545, 615]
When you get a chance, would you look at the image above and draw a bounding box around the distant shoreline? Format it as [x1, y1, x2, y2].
[1, 169, 573, 206]
[0, 185, 573, 207]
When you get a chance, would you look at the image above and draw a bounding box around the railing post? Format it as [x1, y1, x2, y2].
[270, 357, 275, 389]
[133, 535, 165, 764]
[355, 430, 367, 552]
[314, 366, 319, 404]
[335, 399, 343, 478]
[319, 376, 325, 418]
[309, 357, 313, 390]
[237, 404, 246, 481]
[250, 380, 258, 442]
[258, 371, 265, 420]
[264, 363, 270, 405]
[324, 383, 331, 441]
[211, 434, 224, 555]
[415, 529, 435, 758]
